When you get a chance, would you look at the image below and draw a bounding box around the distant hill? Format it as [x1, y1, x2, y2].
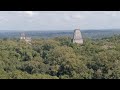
[1, 30, 120, 39]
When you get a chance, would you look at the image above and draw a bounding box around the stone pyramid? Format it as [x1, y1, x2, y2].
[73, 29, 83, 44]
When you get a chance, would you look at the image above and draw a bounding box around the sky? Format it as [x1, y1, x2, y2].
[0, 11, 120, 31]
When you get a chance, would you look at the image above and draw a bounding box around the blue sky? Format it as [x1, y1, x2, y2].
[0, 11, 120, 31]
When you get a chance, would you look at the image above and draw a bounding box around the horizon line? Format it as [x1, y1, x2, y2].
[0, 29, 120, 31]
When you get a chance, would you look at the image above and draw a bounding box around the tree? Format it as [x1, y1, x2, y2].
[46, 46, 91, 78]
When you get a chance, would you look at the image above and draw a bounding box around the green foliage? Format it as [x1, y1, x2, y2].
[0, 35, 120, 79]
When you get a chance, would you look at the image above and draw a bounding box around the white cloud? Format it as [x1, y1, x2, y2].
[24, 11, 34, 16]
[0, 16, 8, 22]
[17, 11, 34, 17]
[61, 13, 85, 23]
[1, 11, 120, 30]
[103, 11, 120, 17]
[71, 14, 84, 19]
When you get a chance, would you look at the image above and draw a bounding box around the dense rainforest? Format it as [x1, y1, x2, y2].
[0, 35, 120, 79]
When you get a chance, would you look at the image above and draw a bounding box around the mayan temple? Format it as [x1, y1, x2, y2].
[73, 29, 83, 44]
[20, 32, 32, 44]
[20, 33, 26, 40]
